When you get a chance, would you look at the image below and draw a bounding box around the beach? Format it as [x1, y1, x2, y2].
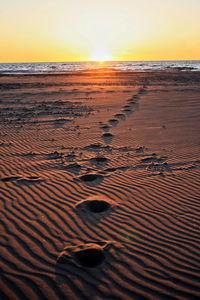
[0, 71, 200, 299]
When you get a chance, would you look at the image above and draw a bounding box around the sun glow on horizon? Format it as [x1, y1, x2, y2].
[89, 46, 113, 62]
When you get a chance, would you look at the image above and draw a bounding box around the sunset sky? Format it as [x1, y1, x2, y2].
[1, 0, 200, 62]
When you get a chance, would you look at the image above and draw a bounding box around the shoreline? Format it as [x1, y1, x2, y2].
[1, 69, 200, 76]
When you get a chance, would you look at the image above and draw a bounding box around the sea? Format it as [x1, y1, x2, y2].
[0, 60, 200, 74]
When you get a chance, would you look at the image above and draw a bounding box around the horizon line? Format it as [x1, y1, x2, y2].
[1, 59, 200, 64]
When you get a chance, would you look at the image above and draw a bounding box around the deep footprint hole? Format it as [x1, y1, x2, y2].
[109, 119, 118, 123]
[86, 200, 110, 213]
[102, 133, 113, 137]
[91, 156, 107, 163]
[74, 248, 105, 268]
[115, 113, 125, 118]
[80, 174, 101, 182]
[100, 125, 110, 129]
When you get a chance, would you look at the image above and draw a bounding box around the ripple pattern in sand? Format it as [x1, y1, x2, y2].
[1, 78, 200, 299]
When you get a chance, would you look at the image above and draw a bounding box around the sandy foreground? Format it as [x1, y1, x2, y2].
[0, 71, 200, 300]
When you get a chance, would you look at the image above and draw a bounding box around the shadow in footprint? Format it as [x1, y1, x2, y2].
[127, 101, 138, 109]
[132, 95, 139, 100]
[1, 175, 45, 184]
[75, 196, 116, 213]
[65, 154, 76, 162]
[123, 108, 133, 114]
[138, 88, 147, 95]
[47, 151, 63, 160]
[108, 119, 118, 127]
[16, 176, 44, 184]
[75, 248, 105, 267]
[56, 241, 111, 269]
[102, 133, 113, 144]
[104, 167, 117, 173]
[84, 143, 104, 151]
[86, 200, 110, 213]
[114, 113, 126, 121]
[1, 176, 21, 182]
[64, 163, 82, 174]
[78, 173, 104, 186]
[90, 155, 108, 167]
[53, 118, 71, 128]
[127, 99, 137, 104]
[100, 125, 110, 132]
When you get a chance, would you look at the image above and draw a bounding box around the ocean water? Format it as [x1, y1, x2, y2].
[0, 60, 200, 74]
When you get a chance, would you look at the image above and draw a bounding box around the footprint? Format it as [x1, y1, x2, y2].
[74, 248, 105, 267]
[27, 176, 41, 180]
[104, 167, 117, 173]
[102, 133, 113, 138]
[108, 119, 118, 126]
[64, 163, 82, 174]
[17, 176, 44, 184]
[84, 143, 103, 150]
[123, 105, 131, 109]
[127, 99, 138, 106]
[140, 154, 167, 164]
[136, 146, 145, 153]
[57, 241, 111, 268]
[86, 200, 110, 213]
[100, 125, 110, 132]
[79, 173, 104, 185]
[114, 113, 125, 120]
[1, 175, 44, 184]
[123, 108, 132, 114]
[1, 176, 21, 182]
[75, 196, 116, 213]
[102, 132, 113, 143]
[90, 155, 108, 164]
[47, 151, 63, 160]
[65, 153, 76, 162]
[138, 88, 145, 94]
[127, 99, 136, 104]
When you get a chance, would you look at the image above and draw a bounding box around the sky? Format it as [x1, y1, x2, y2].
[0, 0, 200, 62]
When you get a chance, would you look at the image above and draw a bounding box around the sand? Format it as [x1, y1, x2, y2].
[0, 71, 200, 299]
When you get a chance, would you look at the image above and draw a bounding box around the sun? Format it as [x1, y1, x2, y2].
[89, 45, 112, 62]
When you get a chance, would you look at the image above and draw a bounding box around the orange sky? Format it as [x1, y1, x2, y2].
[0, 0, 200, 62]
